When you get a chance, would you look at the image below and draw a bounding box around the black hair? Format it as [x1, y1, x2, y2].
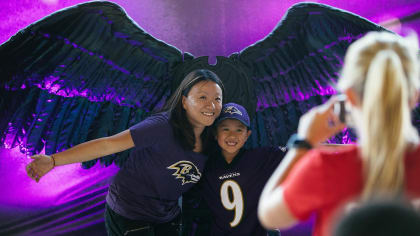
[163, 69, 225, 151]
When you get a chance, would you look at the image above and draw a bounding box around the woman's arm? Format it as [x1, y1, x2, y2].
[258, 148, 308, 228]
[27, 129, 134, 182]
[258, 97, 346, 229]
[53, 130, 134, 165]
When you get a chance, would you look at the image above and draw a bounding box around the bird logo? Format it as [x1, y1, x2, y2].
[167, 161, 202, 185]
[223, 106, 242, 116]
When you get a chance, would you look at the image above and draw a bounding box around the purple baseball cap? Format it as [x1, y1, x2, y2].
[216, 103, 250, 128]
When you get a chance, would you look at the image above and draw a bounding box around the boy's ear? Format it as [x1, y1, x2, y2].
[246, 130, 252, 140]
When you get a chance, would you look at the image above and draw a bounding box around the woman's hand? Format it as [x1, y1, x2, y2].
[298, 97, 346, 147]
[26, 155, 54, 182]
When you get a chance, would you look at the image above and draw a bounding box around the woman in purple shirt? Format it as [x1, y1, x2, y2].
[26, 69, 224, 236]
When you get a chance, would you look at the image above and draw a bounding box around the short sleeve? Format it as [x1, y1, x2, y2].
[282, 150, 327, 220]
[129, 113, 170, 149]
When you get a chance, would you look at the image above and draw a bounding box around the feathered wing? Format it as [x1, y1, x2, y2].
[237, 2, 389, 147]
[0, 1, 183, 167]
[0, 1, 410, 167]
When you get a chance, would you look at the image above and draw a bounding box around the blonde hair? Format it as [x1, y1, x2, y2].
[338, 32, 420, 200]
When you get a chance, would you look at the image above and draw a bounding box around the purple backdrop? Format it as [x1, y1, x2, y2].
[1, 0, 419, 235]
[1, 0, 420, 62]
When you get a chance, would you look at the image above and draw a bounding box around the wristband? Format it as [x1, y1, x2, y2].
[287, 134, 313, 150]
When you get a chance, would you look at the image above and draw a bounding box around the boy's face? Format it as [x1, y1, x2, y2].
[216, 119, 251, 157]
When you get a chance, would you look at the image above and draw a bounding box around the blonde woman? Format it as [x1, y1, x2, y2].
[258, 32, 420, 236]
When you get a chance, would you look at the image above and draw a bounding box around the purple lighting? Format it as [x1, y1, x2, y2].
[1, 1, 419, 235]
[1, 0, 419, 60]
[0, 147, 118, 208]
[41, 0, 59, 6]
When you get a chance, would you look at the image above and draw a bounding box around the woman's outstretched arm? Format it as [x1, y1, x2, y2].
[27, 130, 134, 182]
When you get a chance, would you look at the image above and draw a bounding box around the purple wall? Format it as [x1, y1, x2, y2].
[1, 0, 419, 63]
[0, 0, 419, 234]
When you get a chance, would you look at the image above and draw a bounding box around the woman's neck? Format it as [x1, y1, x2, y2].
[192, 126, 205, 139]
[192, 126, 205, 153]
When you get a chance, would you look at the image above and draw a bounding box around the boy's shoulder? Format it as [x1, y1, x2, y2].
[244, 146, 288, 156]
[237, 146, 287, 166]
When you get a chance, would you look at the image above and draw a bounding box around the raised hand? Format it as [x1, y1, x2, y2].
[297, 97, 347, 147]
[26, 155, 55, 182]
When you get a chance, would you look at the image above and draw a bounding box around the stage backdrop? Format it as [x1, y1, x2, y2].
[0, 0, 419, 235]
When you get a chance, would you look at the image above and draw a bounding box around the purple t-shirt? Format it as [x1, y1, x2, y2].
[201, 147, 286, 235]
[106, 112, 208, 223]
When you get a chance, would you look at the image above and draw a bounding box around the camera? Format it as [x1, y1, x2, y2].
[333, 94, 352, 125]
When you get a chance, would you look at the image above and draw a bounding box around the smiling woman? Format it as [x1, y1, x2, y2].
[182, 80, 223, 152]
[183, 81, 222, 127]
[2, 1, 420, 235]
[25, 69, 225, 236]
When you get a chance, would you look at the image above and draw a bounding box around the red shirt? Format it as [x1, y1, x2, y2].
[282, 145, 420, 236]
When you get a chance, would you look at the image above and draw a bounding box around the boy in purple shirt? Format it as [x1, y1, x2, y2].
[183, 103, 285, 236]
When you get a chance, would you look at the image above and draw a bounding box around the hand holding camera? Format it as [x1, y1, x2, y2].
[297, 96, 347, 148]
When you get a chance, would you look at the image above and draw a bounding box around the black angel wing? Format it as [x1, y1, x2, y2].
[0, 1, 183, 167]
[236, 2, 389, 148]
[0, 1, 399, 168]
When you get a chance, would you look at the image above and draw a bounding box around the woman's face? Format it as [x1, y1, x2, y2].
[182, 80, 223, 129]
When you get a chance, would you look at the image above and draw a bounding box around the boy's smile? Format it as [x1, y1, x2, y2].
[216, 119, 251, 163]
